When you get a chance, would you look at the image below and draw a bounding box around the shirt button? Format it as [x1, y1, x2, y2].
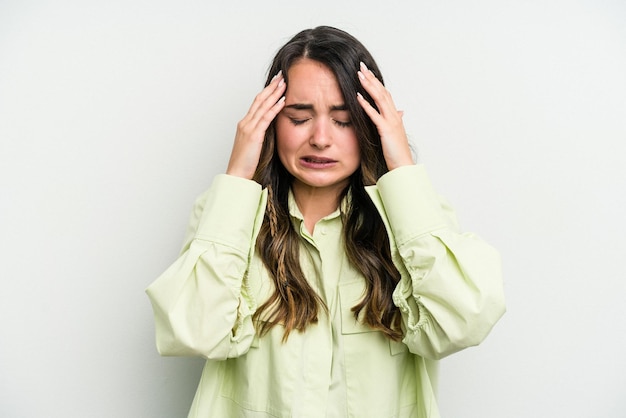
[320, 228, 327, 235]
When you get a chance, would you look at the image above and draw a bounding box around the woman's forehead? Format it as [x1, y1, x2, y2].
[285, 59, 345, 109]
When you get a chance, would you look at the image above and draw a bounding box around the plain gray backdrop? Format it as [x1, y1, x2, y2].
[1, 0, 625, 416]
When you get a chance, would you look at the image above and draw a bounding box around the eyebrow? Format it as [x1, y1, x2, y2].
[284, 103, 348, 111]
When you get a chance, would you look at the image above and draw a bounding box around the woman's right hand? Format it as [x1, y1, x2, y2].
[226, 72, 286, 179]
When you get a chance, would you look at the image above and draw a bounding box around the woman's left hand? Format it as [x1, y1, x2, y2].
[357, 62, 414, 171]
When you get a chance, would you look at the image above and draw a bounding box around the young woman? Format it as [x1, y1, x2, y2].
[147, 26, 505, 418]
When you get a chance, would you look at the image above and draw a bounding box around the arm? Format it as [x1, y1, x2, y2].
[367, 165, 506, 360]
[146, 71, 285, 360]
[146, 175, 267, 360]
[358, 63, 505, 359]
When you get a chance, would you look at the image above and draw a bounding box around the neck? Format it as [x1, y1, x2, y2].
[292, 182, 345, 234]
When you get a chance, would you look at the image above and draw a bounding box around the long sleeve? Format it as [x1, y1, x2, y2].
[146, 174, 267, 360]
[366, 165, 506, 360]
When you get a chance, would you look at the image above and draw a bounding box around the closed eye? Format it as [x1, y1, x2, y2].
[289, 118, 310, 126]
[333, 119, 352, 128]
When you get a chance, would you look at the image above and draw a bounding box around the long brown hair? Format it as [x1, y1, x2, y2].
[252, 26, 403, 341]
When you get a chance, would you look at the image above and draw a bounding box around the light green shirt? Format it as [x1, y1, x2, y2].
[146, 165, 506, 418]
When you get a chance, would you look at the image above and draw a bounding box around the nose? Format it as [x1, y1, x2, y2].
[309, 119, 331, 149]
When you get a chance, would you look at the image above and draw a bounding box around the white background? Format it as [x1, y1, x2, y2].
[1, 0, 625, 417]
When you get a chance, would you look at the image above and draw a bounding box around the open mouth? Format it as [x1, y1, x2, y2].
[302, 156, 336, 164]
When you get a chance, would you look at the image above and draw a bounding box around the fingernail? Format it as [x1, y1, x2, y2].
[357, 92, 364, 99]
[278, 79, 285, 88]
[360, 61, 368, 71]
[272, 70, 283, 81]
[358, 71, 365, 80]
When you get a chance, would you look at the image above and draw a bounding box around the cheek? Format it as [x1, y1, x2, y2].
[346, 134, 361, 161]
[275, 118, 305, 154]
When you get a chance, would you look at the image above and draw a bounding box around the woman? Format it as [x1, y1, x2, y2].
[147, 26, 505, 418]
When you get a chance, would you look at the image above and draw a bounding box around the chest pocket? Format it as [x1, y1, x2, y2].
[339, 280, 408, 354]
[339, 280, 417, 416]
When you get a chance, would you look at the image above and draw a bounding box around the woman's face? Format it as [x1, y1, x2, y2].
[275, 58, 360, 197]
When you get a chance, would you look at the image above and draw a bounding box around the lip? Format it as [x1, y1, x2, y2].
[299, 155, 337, 168]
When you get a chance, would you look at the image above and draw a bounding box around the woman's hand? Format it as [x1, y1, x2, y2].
[226, 72, 286, 179]
[356, 62, 413, 171]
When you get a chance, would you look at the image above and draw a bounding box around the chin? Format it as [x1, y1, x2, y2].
[295, 175, 349, 191]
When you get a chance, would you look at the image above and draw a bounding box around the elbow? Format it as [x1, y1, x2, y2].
[448, 297, 507, 357]
[154, 328, 232, 360]
[406, 296, 506, 361]
[449, 289, 507, 350]
[152, 312, 233, 360]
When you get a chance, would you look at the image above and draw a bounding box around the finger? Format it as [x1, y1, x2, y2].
[245, 72, 286, 124]
[235, 74, 285, 146]
[357, 62, 397, 117]
[257, 95, 286, 131]
[252, 79, 286, 127]
[248, 83, 285, 136]
[357, 91, 383, 125]
[251, 74, 285, 111]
